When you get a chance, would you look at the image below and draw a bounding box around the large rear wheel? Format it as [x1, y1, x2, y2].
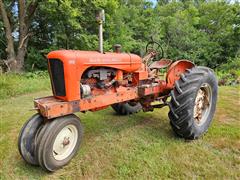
[112, 101, 142, 115]
[168, 66, 218, 139]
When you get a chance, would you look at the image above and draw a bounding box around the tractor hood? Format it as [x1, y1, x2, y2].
[47, 50, 142, 72]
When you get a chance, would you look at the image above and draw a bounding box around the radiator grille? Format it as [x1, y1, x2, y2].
[49, 59, 66, 96]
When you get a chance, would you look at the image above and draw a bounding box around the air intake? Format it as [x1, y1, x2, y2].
[48, 59, 66, 96]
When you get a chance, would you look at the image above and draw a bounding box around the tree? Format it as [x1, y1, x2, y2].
[0, 19, 5, 59]
[0, 0, 40, 72]
[1, 0, 238, 72]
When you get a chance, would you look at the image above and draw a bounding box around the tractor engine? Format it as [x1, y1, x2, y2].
[80, 68, 117, 97]
[80, 67, 138, 98]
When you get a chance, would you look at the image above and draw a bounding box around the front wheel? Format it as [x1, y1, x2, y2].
[168, 66, 218, 140]
[36, 114, 83, 171]
[18, 113, 44, 165]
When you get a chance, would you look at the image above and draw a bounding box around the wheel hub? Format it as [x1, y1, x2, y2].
[52, 125, 78, 161]
[194, 83, 212, 126]
[62, 137, 70, 146]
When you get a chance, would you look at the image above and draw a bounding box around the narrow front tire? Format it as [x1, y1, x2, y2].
[18, 113, 44, 165]
[36, 114, 83, 171]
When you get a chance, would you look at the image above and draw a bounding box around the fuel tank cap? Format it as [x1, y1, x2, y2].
[113, 44, 122, 53]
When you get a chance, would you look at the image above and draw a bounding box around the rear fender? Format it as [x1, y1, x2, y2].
[166, 60, 195, 88]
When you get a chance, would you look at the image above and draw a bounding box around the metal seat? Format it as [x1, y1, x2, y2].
[149, 59, 172, 69]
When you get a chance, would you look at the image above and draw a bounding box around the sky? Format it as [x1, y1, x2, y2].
[149, 0, 157, 6]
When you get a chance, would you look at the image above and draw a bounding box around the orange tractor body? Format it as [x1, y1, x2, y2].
[34, 50, 194, 119]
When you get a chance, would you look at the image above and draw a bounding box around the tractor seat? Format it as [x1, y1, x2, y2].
[149, 59, 172, 70]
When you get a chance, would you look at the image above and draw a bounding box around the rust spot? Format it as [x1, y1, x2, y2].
[72, 101, 80, 112]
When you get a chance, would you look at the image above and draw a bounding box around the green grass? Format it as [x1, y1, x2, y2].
[0, 72, 50, 100]
[0, 86, 239, 179]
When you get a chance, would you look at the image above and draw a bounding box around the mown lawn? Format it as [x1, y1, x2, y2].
[0, 86, 239, 179]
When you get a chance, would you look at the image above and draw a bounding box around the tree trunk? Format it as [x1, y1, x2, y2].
[16, 48, 26, 71]
[0, 0, 39, 72]
[16, 0, 28, 72]
[16, 0, 39, 72]
[16, 38, 29, 71]
[0, 0, 17, 71]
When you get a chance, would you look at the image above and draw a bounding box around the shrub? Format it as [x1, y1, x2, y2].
[24, 48, 48, 71]
[216, 57, 240, 86]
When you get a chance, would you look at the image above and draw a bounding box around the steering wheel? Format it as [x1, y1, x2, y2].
[145, 38, 164, 60]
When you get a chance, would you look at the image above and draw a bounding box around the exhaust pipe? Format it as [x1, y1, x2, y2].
[96, 9, 105, 53]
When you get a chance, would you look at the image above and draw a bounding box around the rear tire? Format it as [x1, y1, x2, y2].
[168, 66, 218, 139]
[36, 114, 83, 171]
[111, 102, 142, 115]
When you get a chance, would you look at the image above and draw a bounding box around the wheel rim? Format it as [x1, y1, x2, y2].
[193, 83, 212, 126]
[52, 125, 78, 161]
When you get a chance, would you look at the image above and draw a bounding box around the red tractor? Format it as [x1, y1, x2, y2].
[18, 10, 218, 171]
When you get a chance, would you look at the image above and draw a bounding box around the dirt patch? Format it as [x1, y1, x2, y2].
[211, 137, 240, 151]
[215, 111, 236, 124]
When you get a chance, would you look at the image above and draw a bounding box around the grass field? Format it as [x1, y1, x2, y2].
[0, 86, 239, 179]
[0, 72, 50, 100]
